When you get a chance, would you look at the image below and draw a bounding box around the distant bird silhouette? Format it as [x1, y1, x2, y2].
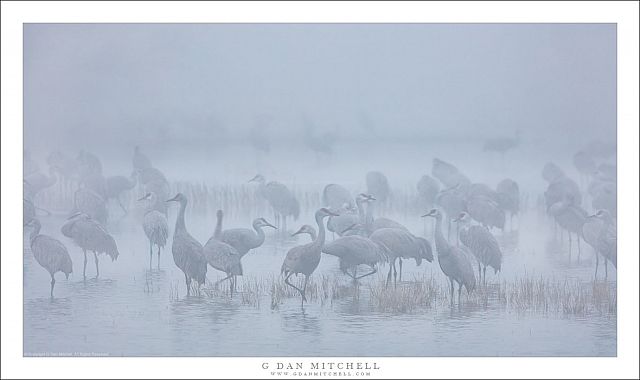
[77, 150, 103, 178]
[166, 193, 207, 296]
[106, 174, 137, 214]
[322, 183, 355, 210]
[423, 208, 475, 304]
[281, 208, 338, 305]
[542, 162, 565, 184]
[582, 210, 616, 279]
[589, 180, 616, 218]
[61, 213, 119, 279]
[496, 178, 520, 230]
[455, 212, 502, 284]
[219, 217, 276, 257]
[544, 176, 582, 210]
[416, 175, 440, 211]
[432, 158, 471, 188]
[302, 118, 338, 157]
[28, 219, 73, 297]
[366, 171, 391, 205]
[138, 192, 168, 270]
[548, 198, 588, 262]
[203, 210, 243, 297]
[435, 185, 467, 240]
[573, 150, 596, 186]
[369, 227, 433, 286]
[132, 146, 153, 171]
[466, 194, 505, 231]
[249, 174, 299, 233]
[483, 130, 520, 159]
[73, 187, 108, 226]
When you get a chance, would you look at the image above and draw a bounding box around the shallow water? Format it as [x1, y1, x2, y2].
[23, 204, 616, 357]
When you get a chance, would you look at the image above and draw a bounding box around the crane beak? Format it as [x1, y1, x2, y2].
[166, 195, 179, 202]
[248, 175, 260, 183]
[67, 212, 82, 220]
[265, 221, 277, 229]
[291, 228, 304, 237]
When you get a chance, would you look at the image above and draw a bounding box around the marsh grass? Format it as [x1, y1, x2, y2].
[189, 272, 616, 317]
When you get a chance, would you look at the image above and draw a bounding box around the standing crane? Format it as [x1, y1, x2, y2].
[166, 193, 208, 296]
[27, 219, 73, 297]
[582, 210, 616, 279]
[138, 192, 169, 270]
[249, 174, 299, 234]
[422, 208, 476, 304]
[203, 210, 243, 297]
[61, 213, 119, 279]
[218, 217, 276, 257]
[281, 208, 338, 305]
[454, 212, 502, 284]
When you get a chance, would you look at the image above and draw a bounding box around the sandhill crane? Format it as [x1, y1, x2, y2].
[292, 225, 317, 241]
[466, 194, 506, 231]
[249, 174, 300, 233]
[366, 171, 391, 205]
[435, 185, 467, 240]
[73, 187, 108, 226]
[61, 213, 119, 279]
[322, 183, 355, 210]
[135, 167, 169, 187]
[466, 183, 500, 202]
[542, 162, 565, 183]
[322, 235, 387, 281]
[132, 146, 153, 171]
[203, 210, 243, 297]
[548, 198, 588, 262]
[327, 203, 358, 238]
[77, 150, 103, 178]
[218, 217, 276, 257]
[369, 227, 433, 286]
[335, 193, 375, 237]
[432, 158, 471, 188]
[496, 178, 520, 230]
[483, 130, 520, 160]
[106, 174, 137, 214]
[454, 212, 502, 284]
[583, 210, 616, 279]
[416, 175, 440, 211]
[544, 176, 582, 210]
[166, 193, 207, 296]
[573, 150, 596, 186]
[281, 208, 338, 305]
[27, 219, 73, 297]
[590, 181, 616, 218]
[422, 208, 476, 304]
[138, 192, 168, 270]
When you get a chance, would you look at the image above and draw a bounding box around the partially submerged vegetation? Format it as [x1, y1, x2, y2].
[171, 272, 616, 317]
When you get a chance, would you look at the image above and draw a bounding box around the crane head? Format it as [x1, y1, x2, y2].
[422, 208, 440, 218]
[248, 174, 265, 183]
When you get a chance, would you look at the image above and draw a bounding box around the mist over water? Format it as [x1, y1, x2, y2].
[23, 24, 616, 357]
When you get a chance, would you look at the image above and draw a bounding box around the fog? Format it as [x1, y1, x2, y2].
[24, 24, 615, 153]
[23, 24, 617, 357]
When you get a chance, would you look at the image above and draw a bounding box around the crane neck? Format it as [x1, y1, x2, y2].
[214, 213, 223, 239]
[312, 213, 328, 250]
[433, 216, 450, 256]
[356, 199, 366, 224]
[252, 221, 266, 246]
[365, 201, 374, 230]
[174, 199, 187, 234]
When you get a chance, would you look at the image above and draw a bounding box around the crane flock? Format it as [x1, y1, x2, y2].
[23, 142, 616, 310]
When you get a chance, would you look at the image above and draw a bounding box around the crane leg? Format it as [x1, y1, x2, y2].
[458, 282, 462, 303]
[604, 260, 608, 281]
[398, 258, 403, 282]
[595, 251, 599, 280]
[577, 236, 581, 263]
[568, 232, 572, 261]
[83, 249, 87, 280]
[157, 246, 161, 270]
[449, 278, 455, 305]
[302, 275, 309, 305]
[94, 251, 99, 278]
[483, 266, 487, 285]
[386, 260, 393, 287]
[149, 240, 153, 270]
[230, 276, 234, 299]
[478, 263, 482, 283]
[185, 274, 191, 296]
[282, 216, 287, 235]
[50, 274, 55, 298]
[284, 273, 305, 302]
[392, 260, 398, 286]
